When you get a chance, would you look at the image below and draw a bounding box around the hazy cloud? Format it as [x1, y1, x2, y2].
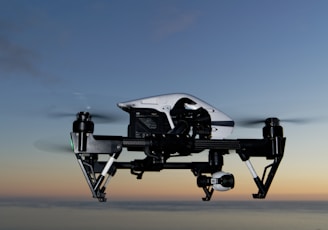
[153, 9, 201, 40]
[0, 19, 58, 83]
[0, 36, 41, 76]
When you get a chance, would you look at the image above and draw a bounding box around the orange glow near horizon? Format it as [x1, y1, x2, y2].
[2, 146, 327, 201]
[1, 167, 327, 201]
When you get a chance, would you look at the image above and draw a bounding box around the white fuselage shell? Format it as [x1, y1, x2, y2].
[117, 93, 234, 139]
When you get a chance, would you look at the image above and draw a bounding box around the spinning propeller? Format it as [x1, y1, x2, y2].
[34, 92, 127, 154]
[47, 110, 123, 124]
[46, 91, 127, 123]
[237, 117, 315, 127]
[34, 137, 72, 154]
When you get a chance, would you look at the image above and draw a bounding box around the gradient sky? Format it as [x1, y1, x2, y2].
[1, 0, 328, 201]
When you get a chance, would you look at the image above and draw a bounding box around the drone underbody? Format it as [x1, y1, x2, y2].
[70, 93, 286, 202]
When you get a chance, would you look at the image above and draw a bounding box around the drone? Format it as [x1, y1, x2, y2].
[69, 93, 286, 202]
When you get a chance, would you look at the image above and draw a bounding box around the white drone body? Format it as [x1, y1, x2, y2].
[118, 93, 234, 139]
[70, 93, 286, 202]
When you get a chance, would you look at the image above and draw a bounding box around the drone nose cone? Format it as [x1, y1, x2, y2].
[117, 102, 132, 112]
[117, 102, 125, 108]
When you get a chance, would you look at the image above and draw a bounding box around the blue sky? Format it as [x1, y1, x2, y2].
[1, 0, 328, 200]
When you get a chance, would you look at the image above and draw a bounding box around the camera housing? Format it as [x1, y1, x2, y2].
[197, 171, 234, 191]
[211, 171, 234, 191]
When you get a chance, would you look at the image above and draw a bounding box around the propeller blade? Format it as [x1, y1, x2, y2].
[236, 118, 266, 127]
[47, 111, 76, 119]
[45, 91, 128, 124]
[87, 111, 126, 124]
[278, 118, 313, 124]
[236, 117, 316, 127]
[34, 138, 72, 154]
[47, 110, 125, 123]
